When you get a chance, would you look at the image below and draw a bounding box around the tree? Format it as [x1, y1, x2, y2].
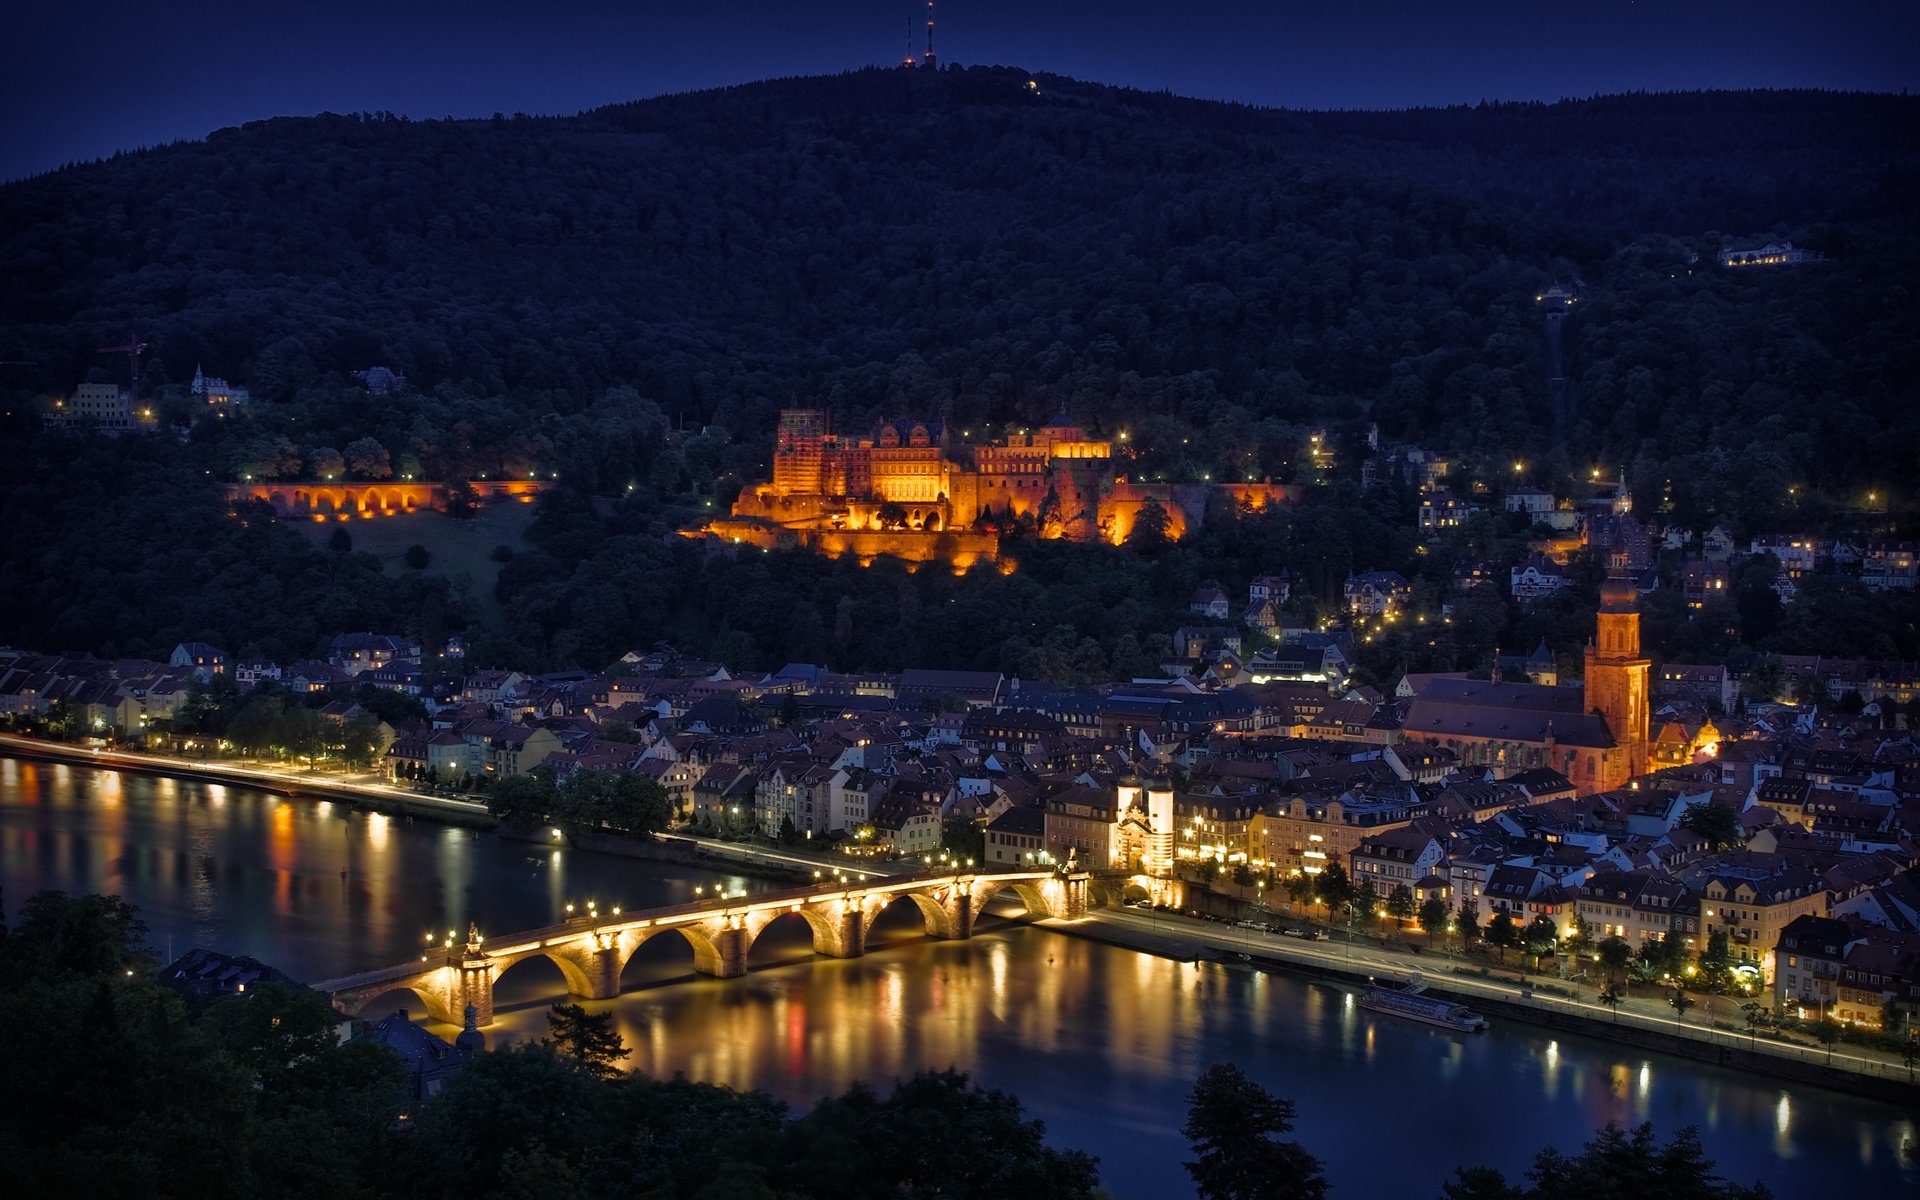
[1668, 984, 1696, 1029]
[777, 814, 798, 846]
[1440, 1122, 1776, 1199]
[1386, 884, 1417, 926]
[343, 436, 392, 479]
[940, 811, 984, 862]
[308, 446, 345, 480]
[1697, 930, 1733, 993]
[1352, 879, 1380, 927]
[404, 543, 431, 569]
[1418, 895, 1450, 945]
[1455, 901, 1479, 950]
[1181, 1063, 1327, 1200]
[1315, 863, 1354, 918]
[787, 1070, 1101, 1200]
[0, 890, 150, 985]
[337, 713, 383, 771]
[1125, 497, 1172, 554]
[1597, 983, 1623, 1022]
[327, 526, 353, 554]
[1485, 911, 1518, 963]
[542, 1002, 630, 1079]
[1677, 801, 1745, 850]
[875, 501, 909, 530]
[486, 773, 557, 830]
[1596, 935, 1634, 986]
[1522, 917, 1560, 969]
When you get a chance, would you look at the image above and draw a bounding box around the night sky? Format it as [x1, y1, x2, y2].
[5, 0, 1916, 182]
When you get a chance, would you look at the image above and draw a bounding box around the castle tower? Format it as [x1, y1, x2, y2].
[772, 409, 827, 496]
[1584, 554, 1649, 790]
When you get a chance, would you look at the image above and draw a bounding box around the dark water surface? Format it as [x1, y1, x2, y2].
[4, 757, 1914, 1197]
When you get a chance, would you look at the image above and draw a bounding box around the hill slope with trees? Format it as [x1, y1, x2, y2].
[1, 71, 1916, 674]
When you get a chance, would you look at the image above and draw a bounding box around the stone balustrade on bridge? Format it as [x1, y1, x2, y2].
[313, 865, 1087, 1027]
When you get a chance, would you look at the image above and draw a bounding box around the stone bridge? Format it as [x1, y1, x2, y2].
[313, 865, 1087, 1027]
[226, 479, 550, 519]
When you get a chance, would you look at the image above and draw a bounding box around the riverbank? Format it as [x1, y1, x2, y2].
[0, 735, 895, 888]
[0, 734, 498, 827]
[1046, 908, 1920, 1107]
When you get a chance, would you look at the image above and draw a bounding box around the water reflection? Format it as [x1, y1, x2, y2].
[2, 758, 1915, 1197]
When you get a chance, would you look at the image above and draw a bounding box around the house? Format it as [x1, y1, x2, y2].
[158, 948, 298, 1004]
[1419, 490, 1478, 530]
[1344, 571, 1410, 617]
[1485, 865, 1552, 930]
[1774, 914, 1857, 1021]
[1685, 860, 1828, 981]
[1173, 626, 1243, 660]
[1248, 573, 1290, 607]
[870, 793, 942, 856]
[985, 805, 1048, 867]
[1574, 870, 1690, 947]
[169, 642, 227, 681]
[1451, 561, 1498, 590]
[1505, 488, 1555, 517]
[1510, 555, 1569, 602]
[1495, 640, 1557, 687]
[1189, 587, 1230, 620]
[896, 668, 1004, 708]
[1681, 560, 1731, 610]
[690, 763, 760, 831]
[1045, 784, 1120, 868]
[328, 633, 417, 675]
[1860, 541, 1917, 591]
[1350, 826, 1445, 899]
[1721, 241, 1819, 268]
[1253, 787, 1429, 880]
[351, 1009, 481, 1104]
[1750, 535, 1820, 580]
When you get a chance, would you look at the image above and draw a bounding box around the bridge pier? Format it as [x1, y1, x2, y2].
[458, 955, 495, 1028]
[932, 880, 976, 940]
[708, 924, 749, 977]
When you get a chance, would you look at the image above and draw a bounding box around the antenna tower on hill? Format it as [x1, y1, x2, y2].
[923, 1, 937, 70]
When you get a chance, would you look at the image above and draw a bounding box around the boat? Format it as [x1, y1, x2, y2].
[1357, 979, 1489, 1032]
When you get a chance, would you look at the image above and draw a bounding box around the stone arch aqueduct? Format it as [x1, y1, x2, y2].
[314, 865, 1089, 1027]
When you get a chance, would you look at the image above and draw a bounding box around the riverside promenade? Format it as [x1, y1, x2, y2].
[1052, 905, 1920, 1106]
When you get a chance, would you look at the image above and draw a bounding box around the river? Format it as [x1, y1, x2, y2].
[3, 756, 1914, 1196]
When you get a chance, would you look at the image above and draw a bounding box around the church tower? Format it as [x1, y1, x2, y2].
[1584, 553, 1650, 789]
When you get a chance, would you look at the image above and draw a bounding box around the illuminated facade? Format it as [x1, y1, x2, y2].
[708, 409, 1299, 565]
[1583, 559, 1651, 791]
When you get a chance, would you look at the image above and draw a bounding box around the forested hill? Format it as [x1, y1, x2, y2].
[3, 69, 1918, 508]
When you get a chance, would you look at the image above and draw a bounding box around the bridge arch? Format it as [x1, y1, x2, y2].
[863, 889, 957, 941]
[974, 880, 1058, 922]
[615, 923, 729, 979]
[743, 904, 849, 961]
[493, 947, 597, 1000]
[334, 980, 458, 1025]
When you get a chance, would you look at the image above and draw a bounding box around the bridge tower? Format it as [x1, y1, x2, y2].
[455, 923, 496, 1026]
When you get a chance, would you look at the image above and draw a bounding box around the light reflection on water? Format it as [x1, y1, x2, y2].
[1, 758, 1916, 1197]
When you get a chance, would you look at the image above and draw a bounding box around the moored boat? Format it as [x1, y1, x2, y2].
[1357, 981, 1489, 1032]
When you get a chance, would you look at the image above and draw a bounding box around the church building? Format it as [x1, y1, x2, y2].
[1402, 559, 1649, 794]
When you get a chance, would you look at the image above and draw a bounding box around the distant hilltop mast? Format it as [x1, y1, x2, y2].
[901, 16, 915, 68]
[923, 1, 937, 70]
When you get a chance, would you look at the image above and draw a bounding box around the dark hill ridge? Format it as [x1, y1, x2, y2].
[2, 67, 1917, 506]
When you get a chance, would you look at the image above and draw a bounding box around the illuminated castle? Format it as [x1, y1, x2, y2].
[704, 409, 1298, 568]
